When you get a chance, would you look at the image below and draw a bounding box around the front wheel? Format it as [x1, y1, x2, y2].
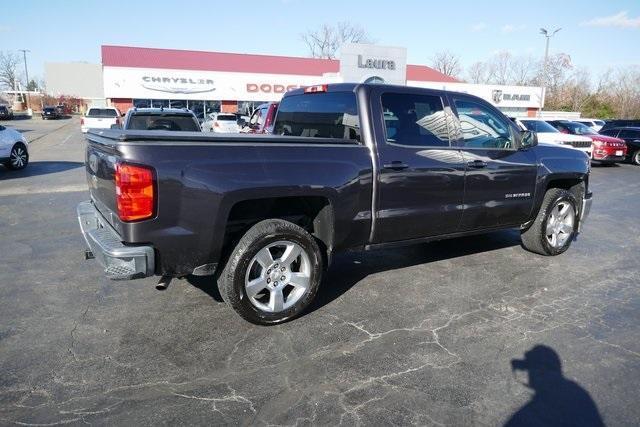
[632, 150, 640, 166]
[5, 143, 28, 170]
[218, 219, 323, 325]
[521, 188, 578, 256]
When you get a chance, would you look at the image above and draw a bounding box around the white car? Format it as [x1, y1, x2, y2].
[201, 113, 240, 133]
[572, 118, 605, 132]
[0, 125, 28, 170]
[513, 118, 593, 156]
[81, 107, 121, 133]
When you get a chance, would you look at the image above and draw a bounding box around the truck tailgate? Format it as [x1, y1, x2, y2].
[85, 139, 120, 227]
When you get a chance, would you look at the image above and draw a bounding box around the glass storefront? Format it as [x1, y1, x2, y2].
[132, 99, 221, 116]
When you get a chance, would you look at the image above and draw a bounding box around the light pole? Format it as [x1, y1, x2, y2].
[538, 28, 561, 117]
[19, 49, 31, 113]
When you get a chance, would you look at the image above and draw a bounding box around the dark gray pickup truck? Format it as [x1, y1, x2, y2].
[78, 83, 592, 324]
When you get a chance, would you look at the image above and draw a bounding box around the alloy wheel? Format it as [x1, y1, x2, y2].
[10, 146, 27, 168]
[545, 201, 575, 248]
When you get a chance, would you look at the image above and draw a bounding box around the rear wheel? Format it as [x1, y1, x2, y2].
[632, 150, 640, 166]
[5, 143, 28, 170]
[521, 188, 578, 256]
[218, 219, 323, 325]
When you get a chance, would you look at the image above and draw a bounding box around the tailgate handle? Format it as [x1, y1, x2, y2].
[467, 160, 488, 169]
[383, 161, 409, 170]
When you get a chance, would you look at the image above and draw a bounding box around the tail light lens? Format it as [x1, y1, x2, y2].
[115, 163, 155, 222]
[81, 118, 84, 125]
[115, 117, 120, 125]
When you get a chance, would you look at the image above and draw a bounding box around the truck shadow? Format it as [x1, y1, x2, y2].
[0, 161, 84, 179]
[307, 229, 522, 314]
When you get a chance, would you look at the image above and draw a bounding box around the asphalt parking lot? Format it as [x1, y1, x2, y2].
[0, 118, 639, 425]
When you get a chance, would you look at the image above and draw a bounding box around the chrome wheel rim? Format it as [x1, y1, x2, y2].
[10, 146, 27, 168]
[244, 240, 311, 313]
[634, 151, 640, 165]
[545, 201, 575, 248]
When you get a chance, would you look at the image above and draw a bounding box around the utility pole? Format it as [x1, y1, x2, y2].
[19, 49, 31, 113]
[538, 28, 561, 117]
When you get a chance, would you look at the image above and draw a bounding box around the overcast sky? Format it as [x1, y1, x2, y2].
[3, 0, 639, 82]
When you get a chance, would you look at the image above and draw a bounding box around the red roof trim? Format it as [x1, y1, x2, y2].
[101, 45, 457, 82]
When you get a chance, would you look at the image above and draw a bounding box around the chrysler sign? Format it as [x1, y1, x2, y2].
[141, 76, 216, 94]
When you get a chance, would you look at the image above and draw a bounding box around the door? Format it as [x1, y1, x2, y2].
[449, 95, 538, 230]
[372, 88, 466, 243]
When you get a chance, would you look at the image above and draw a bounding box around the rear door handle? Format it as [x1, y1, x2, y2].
[383, 161, 409, 170]
[467, 160, 488, 168]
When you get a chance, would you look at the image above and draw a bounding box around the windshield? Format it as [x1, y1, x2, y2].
[520, 120, 559, 133]
[559, 121, 597, 135]
[127, 114, 200, 131]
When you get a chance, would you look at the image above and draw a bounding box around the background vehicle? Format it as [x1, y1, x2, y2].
[41, 106, 62, 120]
[120, 108, 201, 131]
[601, 120, 640, 132]
[78, 84, 592, 325]
[573, 118, 605, 132]
[0, 125, 28, 170]
[81, 107, 121, 133]
[201, 112, 239, 133]
[600, 127, 640, 165]
[241, 102, 279, 134]
[547, 120, 627, 164]
[512, 118, 593, 156]
[0, 105, 14, 120]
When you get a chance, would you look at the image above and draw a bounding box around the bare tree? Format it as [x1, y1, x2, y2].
[487, 51, 512, 85]
[466, 61, 490, 84]
[0, 51, 21, 90]
[301, 22, 371, 59]
[430, 51, 462, 78]
[509, 55, 536, 86]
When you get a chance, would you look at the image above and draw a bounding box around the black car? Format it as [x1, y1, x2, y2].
[600, 120, 640, 132]
[599, 127, 640, 165]
[0, 105, 14, 120]
[41, 106, 62, 120]
[120, 107, 201, 131]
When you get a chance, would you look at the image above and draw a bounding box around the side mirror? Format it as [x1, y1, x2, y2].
[520, 130, 538, 149]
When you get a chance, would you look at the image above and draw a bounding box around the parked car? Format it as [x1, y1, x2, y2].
[599, 127, 640, 165]
[78, 83, 592, 324]
[572, 118, 605, 132]
[601, 120, 640, 133]
[0, 125, 28, 170]
[201, 112, 240, 133]
[241, 102, 279, 134]
[119, 108, 201, 131]
[81, 107, 122, 133]
[0, 105, 14, 120]
[547, 120, 627, 164]
[41, 106, 62, 120]
[512, 118, 593, 156]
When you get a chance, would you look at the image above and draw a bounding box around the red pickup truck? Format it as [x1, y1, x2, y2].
[241, 102, 278, 134]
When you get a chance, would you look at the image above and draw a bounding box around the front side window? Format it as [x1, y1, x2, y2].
[453, 98, 515, 149]
[381, 92, 449, 147]
[274, 92, 360, 141]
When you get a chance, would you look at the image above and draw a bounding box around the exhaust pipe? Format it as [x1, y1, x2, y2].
[156, 275, 172, 291]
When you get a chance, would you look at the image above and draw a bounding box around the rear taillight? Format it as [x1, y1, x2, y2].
[115, 117, 120, 125]
[115, 163, 155, 222]
[81, 118, 84, 125]
[304, 84, 328, 93]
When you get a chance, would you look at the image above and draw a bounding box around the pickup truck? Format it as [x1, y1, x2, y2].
[78, 83, 593, 325]
[81, 107, 121, 133]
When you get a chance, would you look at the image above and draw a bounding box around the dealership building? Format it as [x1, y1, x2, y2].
[45, 44, 544, 117]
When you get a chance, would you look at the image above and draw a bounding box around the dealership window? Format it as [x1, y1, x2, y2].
[151, 99, 169, 109]
[237, 101, 264, 116]
[133, 99, 151, 108]
[170, 100, 186, 109]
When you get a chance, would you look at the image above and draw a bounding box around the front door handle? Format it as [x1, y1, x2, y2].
[467, 160, 488, 169]
[383, 161, 409, 170]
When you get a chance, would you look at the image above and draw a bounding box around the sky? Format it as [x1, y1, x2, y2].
[2, 0, 639, 83]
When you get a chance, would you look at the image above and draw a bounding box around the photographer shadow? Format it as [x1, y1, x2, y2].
[506, 345, 604, 427]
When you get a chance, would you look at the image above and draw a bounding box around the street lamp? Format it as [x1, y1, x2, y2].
[19, 49, 31, 113]
[538, 28, 561, 116]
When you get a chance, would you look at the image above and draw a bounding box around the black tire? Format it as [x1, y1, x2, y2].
[632, 150, 640, 166]
[521, 188, 578, 256]
[218, 219, 323, 325]
[5, 143, 28, 170]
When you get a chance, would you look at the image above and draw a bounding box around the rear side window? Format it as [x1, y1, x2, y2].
[619, 129, 640, 139]
[381, 93, 449, 147]
[127, 114, 200, 131]
[274, 92, 360, 141]
[599, 129, 618, 137]
[87, 108, 118, 117]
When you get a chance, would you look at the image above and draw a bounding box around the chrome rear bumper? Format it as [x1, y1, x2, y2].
[77, 201, 155, 280]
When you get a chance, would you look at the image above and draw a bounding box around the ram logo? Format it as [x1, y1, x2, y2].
[492, 90, 503, 104]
